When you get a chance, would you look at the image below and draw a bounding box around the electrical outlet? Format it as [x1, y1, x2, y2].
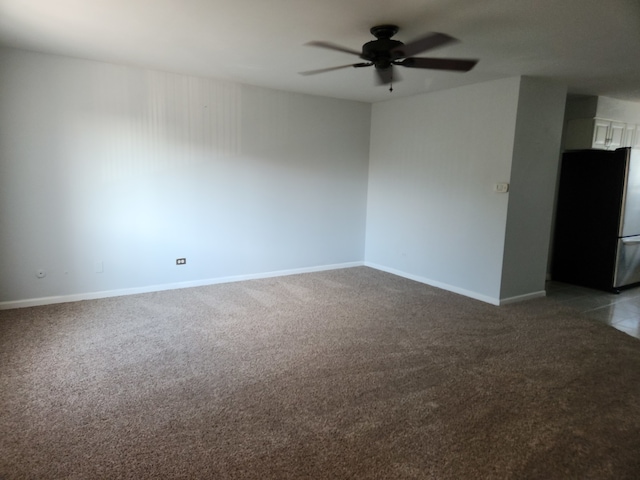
[494, 182, 509, 193]
[176, 258, 186, 265]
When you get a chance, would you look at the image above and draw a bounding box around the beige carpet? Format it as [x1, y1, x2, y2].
[1, 266, 640, 479]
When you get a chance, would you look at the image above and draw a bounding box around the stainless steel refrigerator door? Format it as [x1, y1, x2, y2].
[614, 235, 640, 287]
[620, 149, 640, 237]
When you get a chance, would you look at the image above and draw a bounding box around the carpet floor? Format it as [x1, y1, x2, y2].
[1, 267, 640, 479]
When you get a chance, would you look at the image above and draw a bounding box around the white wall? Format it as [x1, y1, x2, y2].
[365, 78, 522, 303]
[563, 95, 598, 121]
[564, 94, 640, 124]
[0, 49, 371, 305]
[0, 49, 571, 308]
[500, 78, 567, 300]
[595, 96, 640, 123]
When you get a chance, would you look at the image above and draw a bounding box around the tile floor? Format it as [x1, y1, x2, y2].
[545, 281, 640, 339]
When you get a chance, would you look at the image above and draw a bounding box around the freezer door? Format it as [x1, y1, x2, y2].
[614, 235, 640, 287]
[620, 149, 640, 237]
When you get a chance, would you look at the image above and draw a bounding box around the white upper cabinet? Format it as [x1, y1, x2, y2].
[591, 119, 611, 148]
[609, 121, 626, 149]
[634, 125, 640, 149]
[565, 118, 637, 150]
[624, 123, 637, 148]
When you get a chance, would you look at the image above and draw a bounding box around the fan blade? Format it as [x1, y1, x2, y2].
[305, 41, 362, 57]
[299, 62, 372, 76]
[374, 67, 401, 85]
[398, 57, 478, 72]
[299, 64, 357, 76]
[391, 32, 457, 58]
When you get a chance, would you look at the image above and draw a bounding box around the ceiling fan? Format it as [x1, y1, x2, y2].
[300, 25, 478, 89]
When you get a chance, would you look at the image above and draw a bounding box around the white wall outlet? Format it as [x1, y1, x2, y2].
[94, 261, 103, 273]
[36, 269, 46, 278]
[494, 182, 509, 193]
[176, 258, 186, 265]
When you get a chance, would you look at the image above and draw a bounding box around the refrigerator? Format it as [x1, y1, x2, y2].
[552, 147, 640, 292]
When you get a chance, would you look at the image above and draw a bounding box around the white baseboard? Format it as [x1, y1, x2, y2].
[498, 290, 546, 305]
[364, 262, 546, 306]
[364, 262, 502, 305]
[0, 261, 365, 310]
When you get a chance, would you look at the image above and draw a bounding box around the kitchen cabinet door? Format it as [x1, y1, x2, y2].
[590, 119, 611, 148]
[608, 121, 625, 149]
[634, 125, 640, 149]
[624, 123, 636, 147]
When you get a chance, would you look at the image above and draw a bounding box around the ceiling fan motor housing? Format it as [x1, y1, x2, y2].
[362, 25, 403, 69]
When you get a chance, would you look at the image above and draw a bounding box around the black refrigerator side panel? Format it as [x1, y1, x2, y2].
[552, 149, 627, 290]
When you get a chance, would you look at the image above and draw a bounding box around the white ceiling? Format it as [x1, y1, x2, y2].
[2, 0, 640, 103]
